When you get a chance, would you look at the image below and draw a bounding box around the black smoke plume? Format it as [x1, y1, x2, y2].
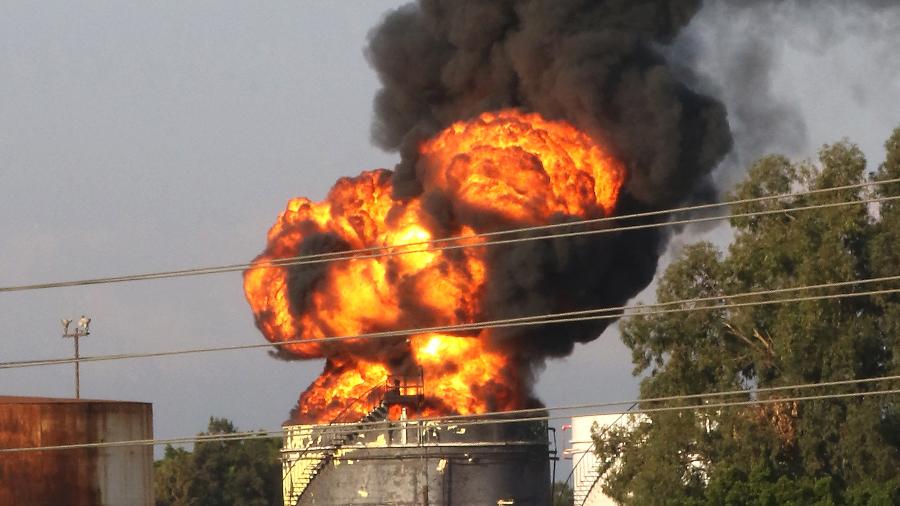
[360, 0, 731, 363]
[673, 0, 900, 192]
[256, 0, 900, 420]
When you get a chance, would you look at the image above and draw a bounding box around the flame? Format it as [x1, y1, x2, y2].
[420, 110, 622, 221]
[244, 109, 625, 423]
[411, 333, 515, 417]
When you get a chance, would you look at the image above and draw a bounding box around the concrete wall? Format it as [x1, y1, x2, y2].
[0, 396, 153, 506]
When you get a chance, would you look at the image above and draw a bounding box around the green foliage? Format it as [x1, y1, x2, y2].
[553, 480, 575, 506]
[598, 129, 900, 505]
[154, 417, 281, 506]
[155, 446, 193, 504]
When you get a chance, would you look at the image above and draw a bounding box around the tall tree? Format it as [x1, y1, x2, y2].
[154, 417, 281, 506]
[594, 129, 900, 505]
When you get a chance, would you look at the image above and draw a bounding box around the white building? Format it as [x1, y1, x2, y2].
[567, 413, 643, 506]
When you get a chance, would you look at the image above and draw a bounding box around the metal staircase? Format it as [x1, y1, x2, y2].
[571, 443, 601, 505]
[284, 403, 389, 505]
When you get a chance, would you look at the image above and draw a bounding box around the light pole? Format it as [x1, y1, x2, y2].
[61, 316, 91, 399]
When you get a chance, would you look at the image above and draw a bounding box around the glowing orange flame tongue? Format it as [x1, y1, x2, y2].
[243, 109, 624, 423]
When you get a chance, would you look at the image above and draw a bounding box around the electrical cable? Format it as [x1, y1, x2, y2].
[1, 379, 896, 454]
[282, 372, 900, 437]
[1, 178, 895, 294]
[2, 277, 898, 370]
[1, 182, 896, 453]
[564, 403, 636, 490]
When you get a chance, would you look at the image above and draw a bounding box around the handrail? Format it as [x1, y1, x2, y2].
[567, 404, 636, 505]
[283, 383, 386, 505]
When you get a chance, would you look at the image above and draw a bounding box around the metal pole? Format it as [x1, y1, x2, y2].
[422, 440, 429, 505]
[74, 333, 80, 399]
[61, 317, 90, 400]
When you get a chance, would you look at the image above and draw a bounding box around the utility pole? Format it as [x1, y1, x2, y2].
[61, 316, 91, 399]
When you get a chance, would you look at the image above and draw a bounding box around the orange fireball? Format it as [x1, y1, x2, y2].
[243, 109, 624, 423]
[420, 110, 623, 221]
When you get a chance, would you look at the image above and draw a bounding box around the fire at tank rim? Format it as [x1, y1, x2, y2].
[282, 413, 551, 448]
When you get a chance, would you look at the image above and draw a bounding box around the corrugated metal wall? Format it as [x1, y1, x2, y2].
[0, 396, 153, 506]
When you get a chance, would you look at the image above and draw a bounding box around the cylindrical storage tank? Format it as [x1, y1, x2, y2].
[0, 396, 153, 506]
[282, 417, 550, 505]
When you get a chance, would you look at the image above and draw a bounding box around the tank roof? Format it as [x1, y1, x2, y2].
[0, 395, 150, 405]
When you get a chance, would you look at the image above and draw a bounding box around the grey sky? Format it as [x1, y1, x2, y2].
[2, 0, 898, 481]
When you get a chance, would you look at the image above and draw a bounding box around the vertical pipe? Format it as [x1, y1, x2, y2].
[422, 441, 429, 505]
[401, 408, 408, 445]
[74, 334, 80, 399]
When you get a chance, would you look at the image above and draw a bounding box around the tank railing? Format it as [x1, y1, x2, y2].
[293, 402, 391, 504]
[284, 404, 557, 504]
[380, 368, 425, 409]
[282, 382, 386, 505]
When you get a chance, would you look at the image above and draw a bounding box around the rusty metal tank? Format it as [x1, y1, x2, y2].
[0, 396, 153, 506]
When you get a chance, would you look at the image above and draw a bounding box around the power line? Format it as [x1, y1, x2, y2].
[2, 277, 898, 371]
[1, 184, 893, 454]
[259, 177, 899, 270]
[380, 373, 900, 426]
[564, 404, 635, 489]
[0, 429, 286, 454]
[0, 276, 900, 369]
[1, 178, 896, 294]
[255, 195, 898, 275]
[2, 379, 896, 454]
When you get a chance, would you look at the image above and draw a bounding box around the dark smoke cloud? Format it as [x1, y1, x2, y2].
[672, 0, 900, 191]
[361, 0, 732, 369]
[268, 0, 900, 423]
[368, 0, 732, 206]
[283, 1, 897, 369]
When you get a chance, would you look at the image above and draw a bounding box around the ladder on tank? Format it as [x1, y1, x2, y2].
[285, 403, 389, 505]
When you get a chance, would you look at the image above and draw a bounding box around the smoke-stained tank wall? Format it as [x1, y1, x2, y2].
[0, 396, 153, 506]
[283, 418, 550, 505]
